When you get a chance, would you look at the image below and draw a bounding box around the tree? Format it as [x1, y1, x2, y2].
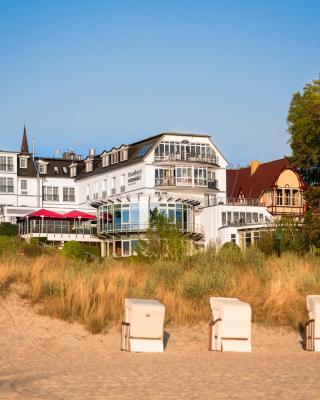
[287, 77, 320, 186]
[136, 209, 190, 261]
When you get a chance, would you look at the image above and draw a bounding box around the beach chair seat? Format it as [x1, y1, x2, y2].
[305, 295, 320, 351]
[208, 297, 252, 352]
[121, 299, 165, 352]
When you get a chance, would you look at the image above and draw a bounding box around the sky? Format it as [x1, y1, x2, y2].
[0, 0, 319, 166]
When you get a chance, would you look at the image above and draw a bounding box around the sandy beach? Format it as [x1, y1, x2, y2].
[0, 293, 319, 400]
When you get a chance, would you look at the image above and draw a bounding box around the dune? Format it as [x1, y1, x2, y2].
[1, 293, 320, 399]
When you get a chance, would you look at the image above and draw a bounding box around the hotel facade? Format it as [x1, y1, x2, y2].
[0, 128, 273, 256]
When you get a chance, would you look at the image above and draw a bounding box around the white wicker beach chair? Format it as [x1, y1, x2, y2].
[121, 299, 165, 352]
[305, 295, 320, 351]
[208, 297, 252, 352]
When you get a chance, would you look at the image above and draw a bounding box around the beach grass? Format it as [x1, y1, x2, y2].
[0, 241, 319, 333]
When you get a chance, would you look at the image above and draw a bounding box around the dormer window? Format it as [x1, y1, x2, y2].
[38, 162, 48, 175]
[86, 160, 93, 172]
[19, 157, 28, 169]
[102, 154, 109, 168]
[111, 151, 118, 164]
[63, 167, 68, 174]
[70, 164, 77, 177]
[120, 148, 128, 162]
[54, 166, 59, 174]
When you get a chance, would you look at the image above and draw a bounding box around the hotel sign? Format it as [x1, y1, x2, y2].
[128, 168, 142, 186]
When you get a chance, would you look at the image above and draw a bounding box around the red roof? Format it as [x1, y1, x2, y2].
[24, 209, 64, 219]
[63, 210, 96, 220]
[227, 158, 305, 199]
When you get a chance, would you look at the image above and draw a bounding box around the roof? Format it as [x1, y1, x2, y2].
[21, 125, 30, 154]
[63, 210, 96, 220]
[76, 135, 160, 180]
[76, 132, 214, 181]
[35, 157, 85, 178]
[23, 209, 63, 219]
[227, 158, 305, 199]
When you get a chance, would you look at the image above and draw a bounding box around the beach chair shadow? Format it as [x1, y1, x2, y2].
[163, 330, 170, 350]
[298, 323, 305, 350]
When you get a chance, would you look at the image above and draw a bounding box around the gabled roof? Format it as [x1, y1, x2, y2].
[227, 158, 305, 199]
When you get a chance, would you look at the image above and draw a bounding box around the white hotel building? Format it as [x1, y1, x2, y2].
[0, 128, 272, 256]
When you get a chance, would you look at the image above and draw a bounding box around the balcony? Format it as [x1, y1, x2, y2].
[155, 154, 218, 165]
[19, 220, 100, 242]
[99, 222, 204, 238]
[155, 177, 218, 190]
[208, 180, 218, 190]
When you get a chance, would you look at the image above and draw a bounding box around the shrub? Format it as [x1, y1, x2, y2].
[136, 209, 190, 261]
[0, 223, 18, 236]
[62, 241, 86, 260]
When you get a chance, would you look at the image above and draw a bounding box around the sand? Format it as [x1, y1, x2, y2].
[0, 293, 320, 400]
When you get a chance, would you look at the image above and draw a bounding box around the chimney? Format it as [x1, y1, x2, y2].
[89, 148, 95, 157]
[251, 160, 260, 175]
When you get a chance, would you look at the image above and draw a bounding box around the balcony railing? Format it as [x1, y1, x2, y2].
[220, 198, 262, 207]
[155, 154, 218, 165]
[155, 177, 218, 189]
[99, 222, 204, 236]
[19, 220, 97, 237]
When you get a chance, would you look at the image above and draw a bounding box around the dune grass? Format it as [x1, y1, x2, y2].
[0, 241, 320, 333]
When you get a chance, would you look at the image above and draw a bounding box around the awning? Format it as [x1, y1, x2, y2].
[23, 209, 64, 220]
[62, 210, 96, 220]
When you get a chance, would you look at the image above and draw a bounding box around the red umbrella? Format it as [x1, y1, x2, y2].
[23, 209, 64, 220]
[63, 210, 96, 220]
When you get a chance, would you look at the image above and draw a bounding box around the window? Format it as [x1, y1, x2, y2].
[0, 177, 14, 193]
[102, 154, 109, 167]
[86, 161, 93, 172]
[276, 189, 283, 206]
[176, 166, 192, 185]
[54, 166, 59, 174]
[120, 149, 128, 162]
[19, 158, 27, 169]
[43, 186, 59, 201]
[21, 179, 27, 194]
[111, 177, 116, 194]
[284, 189, 291, 206]
[231, 234, 236, 243]
[63, 187, 75, 202]
[194, 167, 207, 186]
[63, 167, 68, 174]
[39, 163, 47, 174]
[70, 166, 77, 177]
[120, 174, 125, 192]
[111, 152, 118, 164]
[0, 156, 14, 172]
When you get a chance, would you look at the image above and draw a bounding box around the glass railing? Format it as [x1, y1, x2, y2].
[99, 222, 204, 235]
[155, 154, 218, 164]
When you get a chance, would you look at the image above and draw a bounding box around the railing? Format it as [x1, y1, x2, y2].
[99, 222, 204, 235]
[20, 220, 97, 237]
[219, 198, 262, 207]
[208, 180, 218, 190]
[155, 154, 218, 165]
[155, 177, 218, 189]
[221, 220, 266, 228]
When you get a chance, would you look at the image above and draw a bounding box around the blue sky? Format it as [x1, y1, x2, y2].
[0, 0, 319, 165]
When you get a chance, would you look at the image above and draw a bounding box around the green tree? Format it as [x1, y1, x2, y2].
[136, 209, 190, 261]
[287, 77, 320, 186]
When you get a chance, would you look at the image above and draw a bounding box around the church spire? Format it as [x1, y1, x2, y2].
[21, 125, 30, 154]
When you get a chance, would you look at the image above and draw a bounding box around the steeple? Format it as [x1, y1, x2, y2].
[21, 125, 30, 154]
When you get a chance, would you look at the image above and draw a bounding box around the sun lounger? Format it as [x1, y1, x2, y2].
[121, 299, 165, 352]
[305, 295, 320, 351]
[208, 297, 252, 352]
